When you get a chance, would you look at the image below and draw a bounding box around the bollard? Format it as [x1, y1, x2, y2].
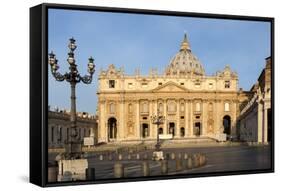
[199, 154, 206, 166]
[48, 165, 58, 182]
[193, 154, 199, 168]
[136, 153, 140, 160]
[186, 156, 193, 169]
[178, 153, 182, 159]
[61, 171, 72, 181]
[86, 168, 95, 180]
[99, 154, 103, 161]
[171, 153, 175, 160]
[114, 163, 124, 178]
[175, 159, 183, 171]
[161, 160, 168, 174]
[165, 153, 170, 160]
[143, 153, 148, 160]
[128, 154, 131, 160]
[142, 161, 150, 176]
[118, 153, 122, 160]
[184, 153, 188, 160]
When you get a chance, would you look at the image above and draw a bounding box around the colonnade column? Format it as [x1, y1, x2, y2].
[263, 105, 268, 143]
[257, 101, 263, 143]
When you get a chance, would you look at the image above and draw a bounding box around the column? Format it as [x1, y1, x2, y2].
[163, 99, 167, 134]
[153, 100, 158, 138]
[99, 101, 107, 142]
[176, 100, 180, 138]
[232, 101, 237, 137]
[263, 106, 268, 143]
[189, 100, 193, 136]
[149, 100, 153, 138]
[136, 100, 140, 140]
[202, 101, 206, 136]
[119, 99, 125, 141]
[257, 102, 263, 143]
[214, 100, 220, 135]
[185, 100, 189, 137]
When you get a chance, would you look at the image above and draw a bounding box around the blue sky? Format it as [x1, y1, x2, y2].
[48, 8, 271, 115]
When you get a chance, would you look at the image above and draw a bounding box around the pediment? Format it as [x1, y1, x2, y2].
[152, 81, 188, 93]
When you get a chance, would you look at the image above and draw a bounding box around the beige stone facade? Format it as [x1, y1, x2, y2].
[97, 34, 252, 143]
[48, 108, 98, 148]
[238, 57, 272, 143]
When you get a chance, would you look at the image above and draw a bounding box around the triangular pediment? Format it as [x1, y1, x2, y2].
[152, 81, 188, 93]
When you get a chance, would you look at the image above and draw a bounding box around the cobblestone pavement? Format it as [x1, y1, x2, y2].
[48, 145, 272, 180]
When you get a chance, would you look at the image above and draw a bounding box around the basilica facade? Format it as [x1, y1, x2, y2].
[97, 34, 250, 143]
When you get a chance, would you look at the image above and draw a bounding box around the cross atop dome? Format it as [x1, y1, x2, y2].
[180, 33, 191, 51]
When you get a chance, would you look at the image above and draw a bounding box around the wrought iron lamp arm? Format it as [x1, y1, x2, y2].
[51, 70, 66, 82]
[80, 73, 93, 84]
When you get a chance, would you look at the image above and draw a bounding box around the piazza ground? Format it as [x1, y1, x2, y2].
[49, 144, 271, 180]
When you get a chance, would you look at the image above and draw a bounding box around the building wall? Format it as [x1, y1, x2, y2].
[48, 110, 98, 148]
[238, 57, 272, 144]
[97, 64, 241, 143]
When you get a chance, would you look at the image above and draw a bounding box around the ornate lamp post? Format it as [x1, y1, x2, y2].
[48, 38, 95, 159]
[150, 108, 165, 152]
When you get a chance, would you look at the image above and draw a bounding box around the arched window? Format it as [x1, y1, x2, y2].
[195, 102, 201, 112]
[109, 103, 115, 114]
[225, 102, 230, 112]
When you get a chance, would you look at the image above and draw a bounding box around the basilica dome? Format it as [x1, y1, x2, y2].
[165, 34, 205, 76]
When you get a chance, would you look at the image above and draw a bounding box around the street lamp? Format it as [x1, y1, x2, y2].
[150, 108, 165, 152]
[48, 38, 95, 159]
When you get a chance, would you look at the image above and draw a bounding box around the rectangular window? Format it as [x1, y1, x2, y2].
[225, 81, 230, 88]
[51, 127, 54, 143]
[195, 82, 201, 88]
[181, 116, 185, 119]
[109, 80, 115, 88]
[195, 103, 201, 112]
[180, 82, 184, 86]
[142, 83, 148, 88]
[158, 82, 162, 86]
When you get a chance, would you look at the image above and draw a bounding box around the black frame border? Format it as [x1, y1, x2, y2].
[30, 3, 275, 187]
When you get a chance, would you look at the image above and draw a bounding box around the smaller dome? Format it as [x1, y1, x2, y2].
[165, 34, 205, 76]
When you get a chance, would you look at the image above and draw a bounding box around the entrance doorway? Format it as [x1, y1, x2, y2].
[194, 122, 201, 136]
[158, 127, 163, 135]
[180, 127, 185, 137]
[223, 115, 231, 136]
[108, 117, 117, 139]
[169, 122, 175, 136]
[142, 123, 149, 138]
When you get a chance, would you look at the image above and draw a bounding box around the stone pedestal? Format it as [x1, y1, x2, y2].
[152, 151, 164, 160]
[57, 159, 88, 182]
